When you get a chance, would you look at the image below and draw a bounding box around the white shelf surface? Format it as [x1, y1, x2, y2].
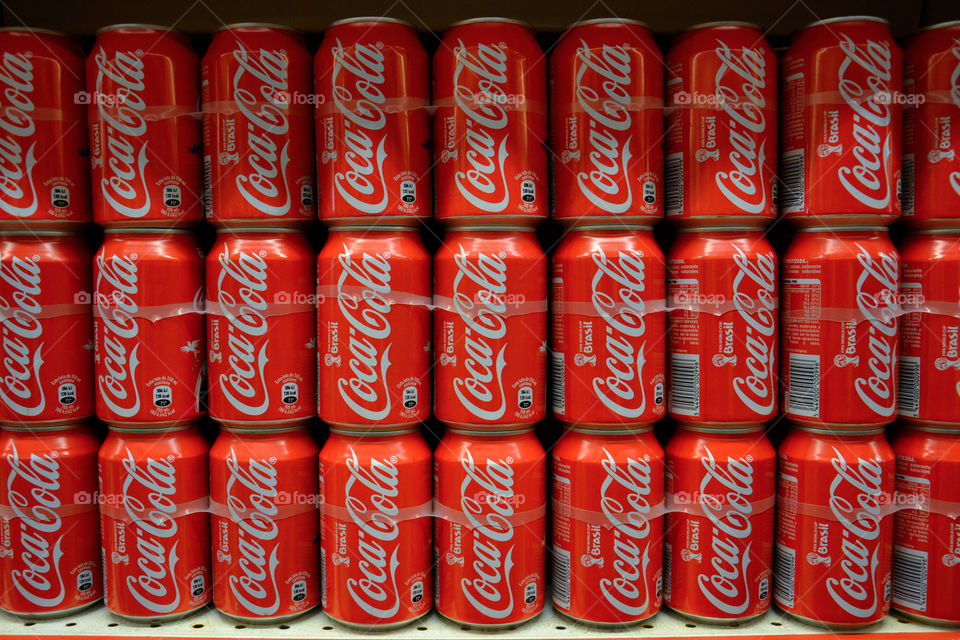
[0, 604, 956, 639]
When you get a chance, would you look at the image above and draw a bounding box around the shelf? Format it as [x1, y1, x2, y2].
[1, 603, 956, 639]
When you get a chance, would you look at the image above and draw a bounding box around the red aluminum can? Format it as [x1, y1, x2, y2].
[0, 232, 93, 425]
[667, 228, 778, 425]
[891, 425, 960, 625]
[781, 17, 902, 224]
[434, 428, 546, 628]
[664, 425, 775, 622]
[94, 230, 205, 426]
[202, 24, 315, 226]
[0, 28, 89, 229]
[99, 425, 211, 620]
[315, 18, 431, 222]
[551, 19, 663, 223]
[902, 21, 960, 226]
[774, 426, 894, 628]
[319, 428, 432, 628]
[211, 425, 319, 621]
[551, 227, 666, 427]
[782, 227, 899, 428]
[898, 231, 960, 426]
[207, 229, 315, 426]
[0, 424, 101, 618]
[434, 227, 547, 428]
[664, 22, 777, 223]
[433, 19, 547, 223]
[88, 25, 202, 226]
[552, 427, 664, 625]
[317, 226, 430, 428]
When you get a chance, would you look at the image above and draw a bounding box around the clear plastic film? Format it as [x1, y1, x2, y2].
[787, 493, 960, 521]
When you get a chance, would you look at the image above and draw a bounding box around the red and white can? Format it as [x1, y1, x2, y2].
[0, 232, 93, 425]
[434, 428, 546, 628]
[667, 228, 778, 425]
[317, 227, 430, 428]
[433, 19, 547, 222]
[902, 21, 960, 226]
[0, 424, 101, 618]
[551, 227, 666, 427]
[664, 425, 775, 622]
[94, 230, 205, 426]
[88, 25, 202, 226]
[319, 428, 432, 628]
[551, 19, 663, 223]
[315, 18, 431, 222]
[891, 425, 960, 625]
[99, 425, 211, 620]
[211, 425, 319, 621]
[434, 227, 547, 428]
[207, 229, 315, 426]
[552, 427, 664, 625]
[664, 22, 777, 223]
[781, 17, 902, 224]
[898, 231, 960, 426]
[782, 227, 899, 428]
[0, 28, 89, 229]
[775, 426, 894, 628]
[202, 24, 315, 226]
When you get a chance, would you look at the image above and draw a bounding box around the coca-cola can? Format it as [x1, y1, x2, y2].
[319, 427, 431, 628]
[891, 424, 960, 625]
[902, 21, 960, 226]
[774, 425, 894, 628]
[315, 17, 431, 222]
[665, 22, 778, 223]
[433, 19, 547, 223]
[0, 232, 93, 425]
[88, 25, 202, 226]
[552, 427, 664, 626]
[207, 228, 315, 426]
[551, 19, 663, 223]
[99, 424, 211, 620]
[434, 227, 547, 428]
[551, 227, 666, 427]
[0, 28, 89, 229]
[94, 229, 205, 426]
[211, 425, 319, 621]
[782, 227, 899, 428]
[202, 24, 315, 226]
[664, 425, 775, 622]
[317, 226, 430, 428]
[434, 428, 546, 628]
[0, 424, 101, 618]
[667, 228, 778, 425]
[781, 17, 902, 224]
[898, 231, 960, 426]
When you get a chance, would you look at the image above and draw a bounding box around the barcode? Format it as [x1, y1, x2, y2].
[786, 353, 820, 417]
[203, 155, 213, 219]
[663, 542, 672, 602]
[664, 153, 683, 216]
[898, 357, 921, 418]
[774, 543, 796, 609]
[780, 150, 804, 213]
[551, 352, 565, 416]
[551, 546, 571, 611]
[901, 154, 915, 216]
[670, 354, 700, 416]
[893, 545, 928, 612]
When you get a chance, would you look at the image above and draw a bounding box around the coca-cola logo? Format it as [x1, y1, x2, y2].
[0, 254, 45, 416]
[853, 244, 898, 417]
[95, 49, 151, 218]
[331, 39, 388, 213]
[574, 41, 633, 213]
[730, 246, 776, 415]
[452, 40, 510, 212]
[0, 50, 38, 217]
[836, 35, 895, 210]
[713, 40, 770, 213]
[96, 252, 142, 418]
[232, 46, 292, 216]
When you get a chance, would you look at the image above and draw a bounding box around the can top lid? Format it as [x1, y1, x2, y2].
[222, 424, 309, 434]
[328, 224, 420, 232]
[445, 224, 536, 232]
[104, 227, 191, 234]
[2, 229, 75, 237]
[0, 26, 67, 37]
[678, 225, 765, 233]
[568, 223, 654, 231]
[447, 17, 531, 29]
[918, 20, 960, 32]
[216, 22, 298, 33]
[2, 422, 89, 432]
[569, 18, 650, 29]
[795, 424, 885, 435]
[910, 423, 960, 434]
[795, 15, 889, 35]
[682, 20, 762, 33]
[570, 425, 653, 435]
[216, 226, 304, 234]
[327, 16, 414, 29]
[330, 426, 419, 437]
[447, 427, 535, 436]
[108, 424, 195, 434]
[800, 225, 887, 232]
[96, 23, 179, 35]
[677, 424, 766, 434]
